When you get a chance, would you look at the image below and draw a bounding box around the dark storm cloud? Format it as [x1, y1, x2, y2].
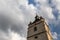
[0, 12, 26, 37]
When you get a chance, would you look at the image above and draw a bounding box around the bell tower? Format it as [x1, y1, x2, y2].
[27, 14, 53, 40]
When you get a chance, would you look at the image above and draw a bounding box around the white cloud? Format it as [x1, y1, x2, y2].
[0, 0, 36, 40]
[0, 0, 28, 40]
[0, 29, 26, 40]
[52, 32, 58, 40]
[9, 31, 26, 40]
[52, 0, 60, 13]
[0, 0, 59, 40]
[17, 0, 28, 5]
[52, 32, 60, 40]
[40, 6, 55, 19]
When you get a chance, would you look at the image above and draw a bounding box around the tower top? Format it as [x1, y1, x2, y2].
[28, 14, 45, 26]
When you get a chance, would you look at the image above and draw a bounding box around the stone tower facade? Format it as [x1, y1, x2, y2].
[27, 15, 53, 40]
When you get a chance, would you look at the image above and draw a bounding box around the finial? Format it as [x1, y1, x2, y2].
[28, 21, 32, 26]
[40, 16, 44, 19]
[29, 21, 32, 25]
[35, 13, 40, 19]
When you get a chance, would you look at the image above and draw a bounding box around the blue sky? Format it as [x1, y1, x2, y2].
[0, 0, 59, 40]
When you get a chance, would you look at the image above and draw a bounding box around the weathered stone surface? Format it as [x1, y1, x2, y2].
[27, 15, 53, 40]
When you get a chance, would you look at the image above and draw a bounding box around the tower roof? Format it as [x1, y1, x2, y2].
[28, 14, 44, 26]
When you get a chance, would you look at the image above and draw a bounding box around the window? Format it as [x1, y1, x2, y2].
[35, 36, 38, 39]
[34, 27, 37, 31]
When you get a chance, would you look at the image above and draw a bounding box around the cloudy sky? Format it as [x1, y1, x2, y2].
[0, 0, 60, 40]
